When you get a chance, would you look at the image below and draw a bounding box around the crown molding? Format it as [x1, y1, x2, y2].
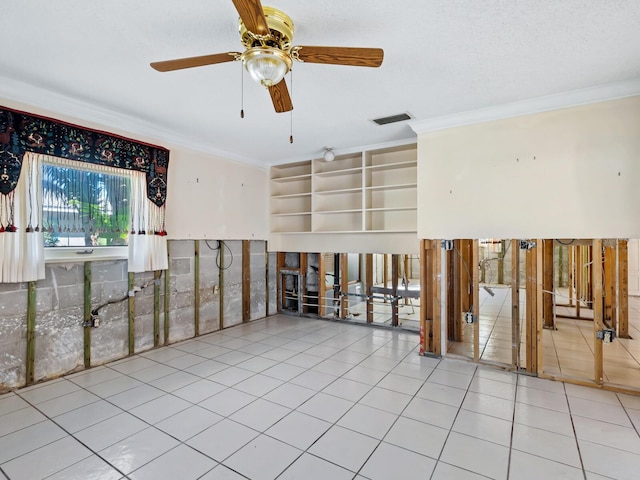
[409, 79, 640, 135]
[0, 75, 267, 169]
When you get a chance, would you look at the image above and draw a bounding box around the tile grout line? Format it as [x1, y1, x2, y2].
[563, 382, 589, 480]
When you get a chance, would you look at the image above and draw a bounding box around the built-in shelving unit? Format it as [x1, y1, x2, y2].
[269, 143, 417, 251]
[270, 143, 417, 234]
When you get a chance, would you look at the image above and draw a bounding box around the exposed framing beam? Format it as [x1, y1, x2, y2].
[432, 239, 442, 356]
[83, 262, 91, 368]
[26, 281, 36, 386]
[164, 242, 170, 345]
[618, 239, 630, 338]
[219, 242, 225, 330]
[472, 240, 479, 362]
[318, 253, 326, 317]
[340, 253, 348, 319]
[446, 247, 457, 341]
[242, 240, 251, 322]
[420, 240, 432, 354]
[511, 239, 521, 369]
[391, 254, 399, 327]
[128, 272, 135, 355]
[593, 239, 604, 385]
[604, 244, 617, 330]
[153, 270, 161, 347]
[365, 254, 373, 323]
[194, 240, 200, 335]
[543, 239, 554, 329]
[535, 238, 544, 373]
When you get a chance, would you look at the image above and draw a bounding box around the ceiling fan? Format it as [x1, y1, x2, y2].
[150, 0, 384, 113]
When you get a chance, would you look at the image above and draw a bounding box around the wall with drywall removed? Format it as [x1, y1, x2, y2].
[417, 96, 640, 239]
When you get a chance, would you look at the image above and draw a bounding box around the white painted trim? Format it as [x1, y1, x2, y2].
[409, 79, 640, 134]
[0, 75, 267, 169]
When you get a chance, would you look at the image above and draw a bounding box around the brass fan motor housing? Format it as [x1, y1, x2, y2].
[239, 6, 294, 52]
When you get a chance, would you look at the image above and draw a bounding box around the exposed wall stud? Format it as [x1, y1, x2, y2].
[472, 240, 479, 362]
[194, 240, 200, 335]
[242, 240, 251, 321]
[366, 254, 373, 323]
[618, 239, 629, 338]
[26, 281, 37, 385]
[543, 239, 554, 329]
[604, 244, 617, 330]
[265, 243, 269, 317]
[391, 254, 399, 326]
[340, 253, 348, 319]
[84, 262, 91, 367]
[219, 241, 225, 330]
[319, 253, 326, 317]
[511, 239, 521, 369]
[535, 238, 544, 373]
[164, 242, 170, 345]
[420, 240, 431, 353]
[128, 272, 135, 355]
[153, 270, 161, 347]
[432, 239, 442, 356]
[592, 239, 604, 385]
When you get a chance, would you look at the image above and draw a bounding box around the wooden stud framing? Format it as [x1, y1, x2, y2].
[592, 239, 604, 385]
[472, 240, 480, 362]
[300, 253, 308, 314]
[543, 239, 554, 329]
[242, 240, 251, 322]
[26, 281, 37, 386]
[511, 240, 521, 369]
[219, 242, 225, 330]
[391, 254, 399, 327]
[318, 253, 326, 317]
[575, 245, 582, 318]
[403, 255, 410, 305]
[446, 247, 457, 341]
[128, 272, 135, 355]
[432, 239, 442, 356]
[276, 252, 285, 313]
[153, 270, 161, 347]
[420, 240, 432, 353]
[618, 239, 630, 338]
[452, 241, 462, 342]
[604, 244, 617, 330]
[383, 254, 389, 302]
[340, 253, 348, 319]
[194, 241, 200, 335]
[568, 245, 574, 306]
[164, 242, 170, 345]
[83, 262, 91, 368]
[365, 254, 373, 323]
[525, 243, 541, 373]
[498, 240, 505, 285]
[558, 245, 565, 287]
[535, 239, 544, 373]
[265, 244, 269, 317]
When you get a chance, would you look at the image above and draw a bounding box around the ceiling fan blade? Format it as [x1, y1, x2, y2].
[150, 52, 240, 72]
[293, 46, 384, 67]
[268, 80, 293, 113]
[231, 0, 269, 35]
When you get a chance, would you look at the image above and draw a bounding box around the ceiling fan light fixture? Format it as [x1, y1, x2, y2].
[323, 148, 335, 162]
[242, 47, 292, 88]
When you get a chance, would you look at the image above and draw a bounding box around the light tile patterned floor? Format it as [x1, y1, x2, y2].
[2, 315, 640, 479]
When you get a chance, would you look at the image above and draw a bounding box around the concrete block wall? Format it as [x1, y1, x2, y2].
[0, 239, 273, 392]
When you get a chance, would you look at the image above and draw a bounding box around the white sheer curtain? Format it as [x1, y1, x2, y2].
[0, 152, 45, 283]
[128, 170, 168, 272]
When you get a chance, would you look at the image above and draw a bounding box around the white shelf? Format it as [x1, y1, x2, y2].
[270, 143, 417, 236]
[365, 160, 417, 171]
[271, 173, 312, 183]
[314, 187, 362, 195]
[365, 183, 417, 191]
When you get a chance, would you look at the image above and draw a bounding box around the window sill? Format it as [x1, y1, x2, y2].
[45, 246, 128, 264]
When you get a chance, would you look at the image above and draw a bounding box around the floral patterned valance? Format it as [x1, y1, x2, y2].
[0, 106, 169, 207]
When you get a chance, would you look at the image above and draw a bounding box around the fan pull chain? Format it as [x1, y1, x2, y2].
[240, 63, 245, 119]
[289, 69, 293, 144]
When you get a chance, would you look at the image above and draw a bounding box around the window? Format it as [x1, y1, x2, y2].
[42, 162, 130, 249]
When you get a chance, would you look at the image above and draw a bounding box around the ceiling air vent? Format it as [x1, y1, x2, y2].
[371, 112, 412, 126]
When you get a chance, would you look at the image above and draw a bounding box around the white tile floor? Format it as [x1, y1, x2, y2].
[2, 314, 640, 479]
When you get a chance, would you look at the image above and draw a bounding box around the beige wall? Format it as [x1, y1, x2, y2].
[0, 98, 269, 241]
[417, 96, 640, 238]
[166, 149, 268, 240]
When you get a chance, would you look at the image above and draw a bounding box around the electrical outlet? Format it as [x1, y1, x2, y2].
[213, 285, 219, 294]
[464, 312, 475, 324]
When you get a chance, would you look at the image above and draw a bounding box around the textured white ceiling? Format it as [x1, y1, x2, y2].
[1, 1, 640, 166]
